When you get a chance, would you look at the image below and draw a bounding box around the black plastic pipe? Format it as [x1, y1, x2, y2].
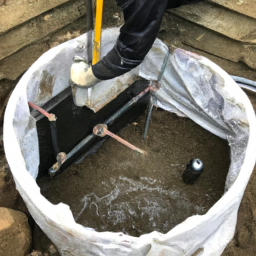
[86, 0, 93, 64]
[49, 121, 60, 157]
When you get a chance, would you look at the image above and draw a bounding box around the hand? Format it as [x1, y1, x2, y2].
[70, 56, 101, 88]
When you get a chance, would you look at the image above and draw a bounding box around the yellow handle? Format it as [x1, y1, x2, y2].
[93, 0, 104, 65]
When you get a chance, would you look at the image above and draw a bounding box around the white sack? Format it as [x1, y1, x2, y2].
[4, 28, 256, 256]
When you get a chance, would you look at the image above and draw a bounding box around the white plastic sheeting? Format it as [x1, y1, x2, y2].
[4, 28, 256, 255]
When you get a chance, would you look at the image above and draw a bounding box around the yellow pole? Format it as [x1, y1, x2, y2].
[93, 0, 104, 65]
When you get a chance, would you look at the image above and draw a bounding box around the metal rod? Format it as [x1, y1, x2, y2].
[105, 85, 151, 125]
[93, 0, 104, 64]
[28, 102, 56, 121]
[157, 46, 169, 81]
[66, 134, 96, 159]
[143, 97, 154, 139]
[86, 0, 93, 64]
[93, 124, 147, 155]
[140, 48, 168, 140]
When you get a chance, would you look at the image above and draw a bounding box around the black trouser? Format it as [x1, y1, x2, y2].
[92, 0, 204, 80]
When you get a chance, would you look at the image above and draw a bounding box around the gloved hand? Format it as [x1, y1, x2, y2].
[70, 56, 101, 88]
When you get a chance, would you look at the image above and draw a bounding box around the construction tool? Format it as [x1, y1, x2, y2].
[142, 47, 169, 139]
[85, 0, 104, 106]
[93, 124, 147, 155]
[86, 0, 93, 64]
[93, 0, 104, 64]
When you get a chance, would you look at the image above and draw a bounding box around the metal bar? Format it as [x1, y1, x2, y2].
[143, 97, 154, 139]
[86, 0, 94, 107]
[28, 101, 55, 120]
[140, 48, 168, 140]
[157, 46, 169, 81]
[105, 130, 147, 155]
[93, 124, 147, 155]
[86, 0, 93, 64]
[30, 87, 71, 121]
[105, 85, 151, 125]
[93, 0, 104, 65]
[141, 47, 168, 139]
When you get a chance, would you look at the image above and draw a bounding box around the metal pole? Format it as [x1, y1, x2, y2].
[143, 97, 154, 139]
[86, 0, 93, 64]
[105, 85, 152, 125]
[93, 124, 147, 155]
[93, 0, 104, 65]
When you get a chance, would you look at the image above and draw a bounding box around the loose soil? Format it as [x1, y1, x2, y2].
[37, 108, 230, 237]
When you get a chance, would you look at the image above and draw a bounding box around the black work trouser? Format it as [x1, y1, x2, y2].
[92, 0, 204, 80]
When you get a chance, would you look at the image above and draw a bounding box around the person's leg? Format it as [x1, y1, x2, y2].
[92, 0, 169, 80]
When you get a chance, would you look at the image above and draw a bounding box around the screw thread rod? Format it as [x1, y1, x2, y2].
[105, 130, 147, 155]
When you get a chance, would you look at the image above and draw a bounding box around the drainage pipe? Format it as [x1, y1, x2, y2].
[28, 102, 54, 120]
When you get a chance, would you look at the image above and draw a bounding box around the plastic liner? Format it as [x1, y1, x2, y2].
[4, 28, 256, 255]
